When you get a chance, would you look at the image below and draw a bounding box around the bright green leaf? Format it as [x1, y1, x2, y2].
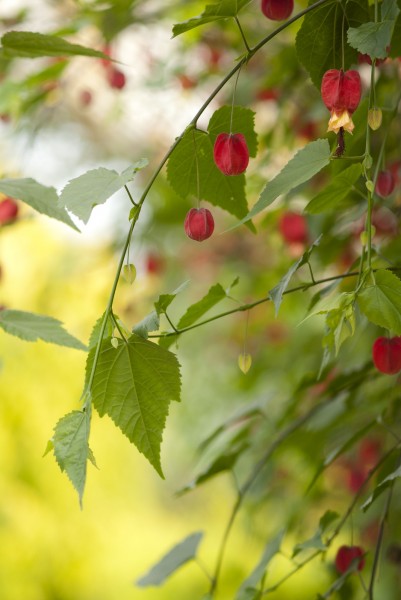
[347, 0, 400, 59]
[136, 532, 203, 586]
[305, 164, 363, 214]
[0, 309, 87, 350]
[177, 283, 227, 330]
[358, 270, 401, 334]
[88, 335, 181, 477]
[172, 0, 252, 37]
[154, 281, 190, 317]
[1, 31, 111, 59]
[0, 178, 78, 230]
[88, 313, 114, 350]
[239, 139, 331, 226]
[60, 161, 148, 224]
[208, 105, 258, 158]
[236, 531, 284, 600]
[53, 409, 91, 506]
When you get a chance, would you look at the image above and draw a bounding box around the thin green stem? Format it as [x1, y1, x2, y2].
[234, 16, 251, 53]
[124, 184, 137, 207]
[164, 311, 179, 333]
[110, 311, 128, 343]
[230, 64, 242, 134]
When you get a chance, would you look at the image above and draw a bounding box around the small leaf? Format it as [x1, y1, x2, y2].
[53, 409, 91, 506]
[60, 162, 147, 224]
[154, 281, 190, 316]
[136, 532, 203, 587]
[88, 335, 181, 477]
[0, 309, 86, 350]
[122, 264, 137, 284]
[1, 31, 111, 59]
[111, 337, 119, 349]
[347, 0, 400, 59]
[358, 270, 401, 334]
[172, 0, 252, 37]
[88, 313, 114, 350]
[132, 311, 160, 339]
[238, 353, 252, 374]
[362, 463, 401, 512]
[236, 531, 284, 599]
[177, 283, 227, 330]
[0, 178, 78, 230]
[238, 140, 331, 226]
[305, 164, 363, 214]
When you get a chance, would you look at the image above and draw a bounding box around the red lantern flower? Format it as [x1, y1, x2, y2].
[213, 133, 249, 176]
[375, 170, 395, 198]
[184, 208, 214, 242]
[279, 212, 308, 245]
[372, 337, 401, 374]
[335, 546, 365, 574]
[261, 0, 294, 21]
[321, 69, 362, 134]
[0, 197, 19, 225]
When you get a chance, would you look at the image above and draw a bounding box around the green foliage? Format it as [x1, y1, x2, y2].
[88, 335, 181, 477]
[362, 462, 401, 511]
[0, 178, 78, 230]
[177, 283, 227, 329]
[296, 0, 369, 88]
[305, 164, 363, 214]
[60, 161, 148, 224]
[236, 531, 284, 599]
[358, 269, 401, 334]
[0, 309, 87, 350]
[132, 311, 160, 338]
[136, 532, 203, 586]
[1, 31, 110, 59]
[172, 0, 252, 37]
[348, 0, 400, 59]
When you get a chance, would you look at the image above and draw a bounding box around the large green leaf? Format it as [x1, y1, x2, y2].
[305, 164, 363, 214]
[172, 0, 252, 37]
[390, 0, 401, 57]
[238, 139, 331, 226]
[1, 31, 110, 59]
[167, 128, 251, 223]
[60, 161, 148, 224]
[136, 532, 203, 587]
[177, 283, 227, 330]
[296, 0, 370, 88]
[0, 178, 78, 230]
[236, 531, 284, 600]
[0, 309, 87, 350]
[348, 0, 400, 59]
[53, 410, 91, 507]
[358, 270, 401, 334]
[208, 106, 258, 158]
[88, 335, 181, 477]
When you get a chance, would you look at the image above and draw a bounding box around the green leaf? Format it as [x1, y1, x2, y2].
[88, 335, 181, 477]
[358, 270, 401, 334]
[208, 105, 258, 158]
[172, 0, 252, 37]
[154, 281, 190, 317]
[236, 531, 284, 600]
[362, 464, 401, 512]
[88, 313, 114, 350]
[199, 406, 264, 453]
[136, 532, 203, 587]
[60, 161, 148, 224]
[239, 139, 331, 226]
[305, 164, 363, 214]
[167, 128, 252, 224]
[0, 178, 78, 230]
[296, 0, 370, 87]
[177, 283, 227, 329]
[0, 309, 87, 350]
[53, 409, 91, 506]
[269, 236, 321, 315]
[292, 511, 338, 558]
[348, 0, 400, 59]
[1, 31, 111, 59]
[132, 310, 160, 339]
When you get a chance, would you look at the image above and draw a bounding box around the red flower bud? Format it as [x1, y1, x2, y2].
[107, 67, 126, 90]
[213, 133, 249, 176]
[372, 337, 401, 374]
[375, 170, 395, 198]
[184, 208, 214, 242]
[0, 197, 19, 225]
[335, 546, 365, 574]
[279, 212, 308, 244]
[261, 0, 294, 20]
[321, 69, 362, 133]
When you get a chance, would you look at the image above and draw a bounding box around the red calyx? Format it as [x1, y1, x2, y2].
[373, 337, 401, 374]
[0, 197, 19, 224]
[261, 0, 294, 20]
[321, 69, 362, 115]
[375, 170, 395, 198]
[335, 546, 365, 574]
[184, 208, 214, 242]
[213, 133, 249, 176]
[107, 67, 126, 90]
[389, 160, 401, 187]
[279, 212, 308, 245]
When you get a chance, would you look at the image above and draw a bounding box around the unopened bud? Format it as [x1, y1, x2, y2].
[368, 108, 382, 131]
[122, 264, 136, 284]
[238, 353, 252, 374]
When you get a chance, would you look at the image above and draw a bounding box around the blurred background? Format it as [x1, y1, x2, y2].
[1, 0, 401, 598]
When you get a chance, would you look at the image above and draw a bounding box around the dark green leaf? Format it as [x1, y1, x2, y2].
[60, 161, 148, 224]
[208, 105, 258, 158]
[0, 309, 87, 350]
[348, 0, 400, 59]
[362, 464, 401, 512]
[236, 531, 284, 599]
[88, 335, 181, 477]
[53, 410, 91, 506]
[305, 164, 363, 214]
[177, 283, 227, 329]
[0, 178, 78, 230]
[172, 0, 252, 37]
[1, 31, 110, 59]
[358, 269, 401, 334]
[238, 140, 331, 226]
[296, 0, 369, 87]
[136, 532, 203, 586]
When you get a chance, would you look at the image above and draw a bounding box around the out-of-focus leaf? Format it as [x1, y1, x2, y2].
[1, 31, 110, 59]
[172, 0, 252, 37]
[305, 164, 363, 214]
[236, 531, 284, 599]
[177, 283, 227, 330]
[362, 463, 401, 512]
[358, 269, 401, 334]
